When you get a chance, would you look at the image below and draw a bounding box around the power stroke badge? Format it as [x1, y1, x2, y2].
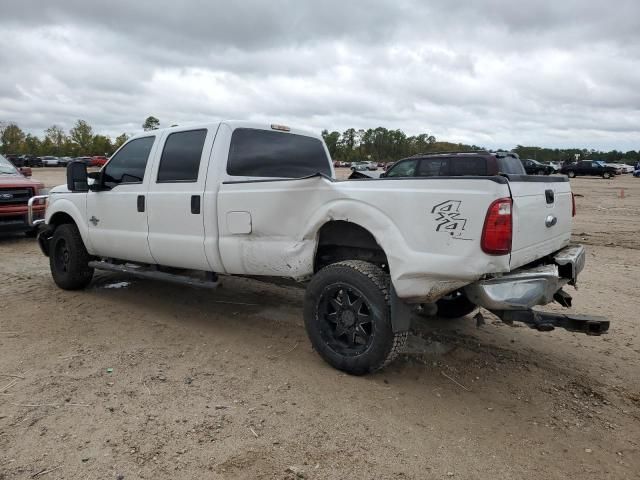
[431, 200, 471, 240]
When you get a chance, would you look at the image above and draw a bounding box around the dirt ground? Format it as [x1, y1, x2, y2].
[1, 168, 639, 479]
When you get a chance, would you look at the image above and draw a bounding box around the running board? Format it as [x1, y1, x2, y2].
[492, 309, 609, 336]
[88, 261, 220, 289]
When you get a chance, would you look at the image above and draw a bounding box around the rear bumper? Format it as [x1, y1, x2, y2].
[465, 244, 585, 310]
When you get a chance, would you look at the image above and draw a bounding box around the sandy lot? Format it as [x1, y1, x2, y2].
[1, 168, 639, 479]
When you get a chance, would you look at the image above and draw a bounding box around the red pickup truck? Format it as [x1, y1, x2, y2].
[0, 153, 46, 235]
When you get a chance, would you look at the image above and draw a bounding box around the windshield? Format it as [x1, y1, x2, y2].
[595, 160, 606, 167]
[0, 154, 19, 175]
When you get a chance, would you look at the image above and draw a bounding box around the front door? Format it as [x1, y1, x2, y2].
[146, 128, 213, 270]
[86, 135, 157, 263]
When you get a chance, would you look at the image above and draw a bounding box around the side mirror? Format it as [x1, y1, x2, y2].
[67, 161, 88, 192]
[19, 167, 32, 177]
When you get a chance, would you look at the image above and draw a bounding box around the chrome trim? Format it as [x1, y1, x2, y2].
[27, 195, 48, 226]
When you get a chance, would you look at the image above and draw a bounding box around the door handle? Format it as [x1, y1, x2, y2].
[191, 195, 201, 214]
[137, 195, 145, 212]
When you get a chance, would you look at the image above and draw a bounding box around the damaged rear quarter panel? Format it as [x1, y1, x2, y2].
[217, 177, 511, 301]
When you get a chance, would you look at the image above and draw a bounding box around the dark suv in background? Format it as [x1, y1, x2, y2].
[560, 160, 617, 179]
[381, 151, 526, 178]
[521, 159, 555, 175]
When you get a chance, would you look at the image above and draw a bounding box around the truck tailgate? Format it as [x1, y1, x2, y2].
[508, 176, 573, 269]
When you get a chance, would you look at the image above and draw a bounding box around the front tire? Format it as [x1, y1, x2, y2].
[536, 169, 545, 176]
[49, 224, 94, 290]
[567, 170, 576, 178]
[603, 172, 612, 179]
[304, 260, 407, 375]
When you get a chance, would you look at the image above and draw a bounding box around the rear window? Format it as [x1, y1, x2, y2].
[227, 128, 330, 178]
[498, 156, 526, 174]
[449, 157, 487, 176]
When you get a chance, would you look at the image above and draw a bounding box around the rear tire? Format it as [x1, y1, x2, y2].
[49, 224, 94, 290]
[436, 291, 477, 318]
[567, 171, 576, 178]
[304, 260, 407, 375]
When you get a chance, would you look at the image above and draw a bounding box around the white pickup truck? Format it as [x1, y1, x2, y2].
[29, 121, 608, 375]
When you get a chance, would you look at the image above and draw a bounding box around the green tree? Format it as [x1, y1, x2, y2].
[91, 134, 113, 155]
[69, 120, 94, 154]
[321, 130, 341, 158]
[0, 123, 26, 154]
[44, 125, 67, 156]
[24, 133, 42, 154]
[113, 133, 129, 150]
[142, 116, 160, 131]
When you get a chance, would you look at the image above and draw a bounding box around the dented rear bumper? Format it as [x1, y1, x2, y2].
[464, 244, 585, 311]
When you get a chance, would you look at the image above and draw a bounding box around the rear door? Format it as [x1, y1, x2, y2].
[217, 126, 332, 277]
[146, 128, 215, 270]
[508, 177, 573, 269]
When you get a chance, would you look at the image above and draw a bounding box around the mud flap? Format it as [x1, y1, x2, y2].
[390, 284, 412, 333]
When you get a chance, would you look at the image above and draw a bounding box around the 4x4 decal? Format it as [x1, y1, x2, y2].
[431, 200, 471, 240]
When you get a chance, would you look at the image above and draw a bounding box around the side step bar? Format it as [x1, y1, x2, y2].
[88, 261, 220, 289]
[492, 309, 609, 336]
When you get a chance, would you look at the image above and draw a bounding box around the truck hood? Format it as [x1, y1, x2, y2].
[49, 184, 70, 194]
[0, 174, 44, 190]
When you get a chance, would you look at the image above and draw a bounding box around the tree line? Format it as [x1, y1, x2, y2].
[0, 120, 130, 157]
[323, 128, 640, 164]
[2, 117, 638, 164]
[321, 128, 482, 163]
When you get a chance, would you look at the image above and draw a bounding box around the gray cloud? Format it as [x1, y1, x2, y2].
[1, 0, 640, 150]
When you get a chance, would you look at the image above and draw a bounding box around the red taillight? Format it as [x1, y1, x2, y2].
[481, 198, 512, 255]
[571, 192, 576, 217]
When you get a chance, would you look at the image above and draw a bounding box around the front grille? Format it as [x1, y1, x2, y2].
[0, 188, 33, 206]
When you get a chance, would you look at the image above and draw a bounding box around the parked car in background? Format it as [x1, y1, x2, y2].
[74, 156, 93, 165]
[560, 160, 617, 179]
[350, 162, 370, 171]
[41, 156, 60, 167]
[0, 153, 46, 235]
[549, 161, 563, 171]
[91, 156, 109, 167]
[521, 159, 555, 175]
[19, 155, 43, 168]
[381, 151, 525, 178]
[58, 156, 73, 167]
[606, 163, 634, 174]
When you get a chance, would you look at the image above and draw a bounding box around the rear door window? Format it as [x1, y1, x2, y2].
[103, 136, 155, 188]
[157, 129, 207, 183]
[227, 128, 330, 178]
[416, 158, 447, 176]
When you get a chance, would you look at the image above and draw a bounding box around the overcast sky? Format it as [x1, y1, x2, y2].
[1, 0, 639, 150]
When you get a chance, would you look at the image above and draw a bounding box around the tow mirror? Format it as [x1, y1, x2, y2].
[67, 161, 88, 192]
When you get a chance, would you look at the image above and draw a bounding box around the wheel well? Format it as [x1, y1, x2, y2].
[315, 221, 388, 272]
[49, 212, 75, 228]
